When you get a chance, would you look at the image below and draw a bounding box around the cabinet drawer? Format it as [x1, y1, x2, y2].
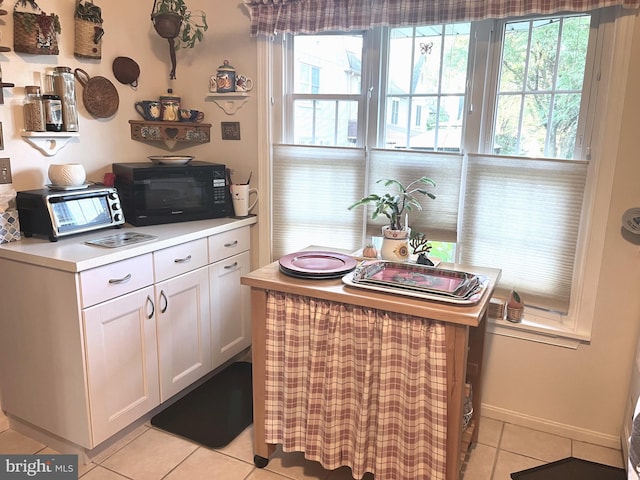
[80, 254, 154, 307]
[208, 226, 250, 263]
[154, 238, 208, 282]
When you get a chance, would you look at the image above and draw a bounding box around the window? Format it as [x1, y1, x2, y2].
[271, 9, 615, 341]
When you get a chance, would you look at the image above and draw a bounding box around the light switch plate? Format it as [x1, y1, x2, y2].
[0, 158, 12, 184]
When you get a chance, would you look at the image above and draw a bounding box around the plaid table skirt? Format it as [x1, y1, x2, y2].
[264, 291, 448, 480]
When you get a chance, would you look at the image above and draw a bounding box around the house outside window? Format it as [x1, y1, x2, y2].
[271, 8, 617, 342]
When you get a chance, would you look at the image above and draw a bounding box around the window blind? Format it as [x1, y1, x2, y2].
[366, 149, 463, 243]
[460, 153, 588, 314]
[272, 144, 367, 259]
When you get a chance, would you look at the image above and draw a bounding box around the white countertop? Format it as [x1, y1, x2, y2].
[0, 216, 257, 273]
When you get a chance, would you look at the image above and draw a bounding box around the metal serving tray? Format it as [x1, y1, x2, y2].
[342, 261, 488, 305]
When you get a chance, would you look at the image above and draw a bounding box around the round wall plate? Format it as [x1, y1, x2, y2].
[622, 207, 640, 234]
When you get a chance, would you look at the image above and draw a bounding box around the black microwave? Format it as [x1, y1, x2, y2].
[112, 162, 230, 226]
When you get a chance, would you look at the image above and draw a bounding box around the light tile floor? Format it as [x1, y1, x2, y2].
[0, 407, 625, 480]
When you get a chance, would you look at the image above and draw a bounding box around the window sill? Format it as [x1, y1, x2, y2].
[487, 316, 591, 349]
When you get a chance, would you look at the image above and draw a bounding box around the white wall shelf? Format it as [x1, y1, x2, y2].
[205, 93, 250, 115]
[21, 131, 80, 156]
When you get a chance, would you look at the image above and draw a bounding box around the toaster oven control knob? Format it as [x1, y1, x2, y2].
[109, 191, 119, 200]
[114, 213, 122, 222]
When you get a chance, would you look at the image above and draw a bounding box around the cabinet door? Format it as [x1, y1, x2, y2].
[210, 251, 251, 368]
[83, 286, 159, 446]
[156, 267, 211, 401]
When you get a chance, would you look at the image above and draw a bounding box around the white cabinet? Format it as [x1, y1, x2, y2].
[153, 239, 211, 401]
[81, 253, 158, 445]
[208, 227, 252, 368]
[0, 219, 254, 455]
[210, 251, 251, 367]
[83, 287, 159, 445]
[156, 268, 211, 400]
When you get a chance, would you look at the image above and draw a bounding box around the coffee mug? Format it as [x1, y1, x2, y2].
[208, 75, 218, 93]
[235, 75, 253, 92]
[135, 100, 161, 121]
[179, 109, 204, 123]
[230, 184, 258, 217]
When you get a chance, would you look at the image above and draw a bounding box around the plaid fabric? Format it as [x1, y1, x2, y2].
[244, 0, 640, 35]
[264, 291, 448, 480]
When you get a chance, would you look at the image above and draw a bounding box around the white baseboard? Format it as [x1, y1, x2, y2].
[482, 403, 623, 450]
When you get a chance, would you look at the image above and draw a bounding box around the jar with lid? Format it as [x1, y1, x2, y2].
[23, 86, 45, 132]
[215, 60, 236, 93]
[43, 75, 63, 132]
[52, 66, 79, 132]
[160, 88, 180, 122]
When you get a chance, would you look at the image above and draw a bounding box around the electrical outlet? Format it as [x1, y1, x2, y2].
[0, 158, 12, 184]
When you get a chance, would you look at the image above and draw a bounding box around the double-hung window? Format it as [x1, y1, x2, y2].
[270, 8, 618, 342]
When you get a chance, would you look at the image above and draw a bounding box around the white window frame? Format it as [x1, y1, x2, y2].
[262, 7, 634, 348]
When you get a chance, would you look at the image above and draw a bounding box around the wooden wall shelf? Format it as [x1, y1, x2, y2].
[129, 120, 211, 150]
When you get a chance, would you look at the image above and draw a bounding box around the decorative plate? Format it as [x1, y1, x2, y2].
[46, 183, 91, 191]
[148, 155, 194, 165]
[278, 251, 357, 278]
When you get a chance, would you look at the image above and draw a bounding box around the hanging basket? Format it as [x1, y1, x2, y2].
[74, 0, 104, 59]
[13, 0, 60, 55]
[152, 12, 182, 39]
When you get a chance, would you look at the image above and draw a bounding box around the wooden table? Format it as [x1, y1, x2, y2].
[241, 261, 500, 479]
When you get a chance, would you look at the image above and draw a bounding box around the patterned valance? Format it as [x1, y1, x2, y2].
[245, 0, 640, 36]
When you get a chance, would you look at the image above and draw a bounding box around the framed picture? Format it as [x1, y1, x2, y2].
[221, 122, 241, 140]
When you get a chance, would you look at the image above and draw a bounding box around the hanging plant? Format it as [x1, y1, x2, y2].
[151, 0, 208, 79]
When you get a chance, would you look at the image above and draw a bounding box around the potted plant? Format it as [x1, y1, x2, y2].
[151, 0, 208, 79]
[349, 176, 436, 261]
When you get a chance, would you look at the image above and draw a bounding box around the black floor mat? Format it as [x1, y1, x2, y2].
[151, 361, 253, 449]
[511, 457, 626, 480]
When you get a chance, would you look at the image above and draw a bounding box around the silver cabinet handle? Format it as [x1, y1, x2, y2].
[160, 290, 168, 313]
[224, 241, 238, 248]
[146, 295, 155, 319]
[174, 255, 192, 264]
[224, 262, 238, 270]
[108, 273, 132, 284]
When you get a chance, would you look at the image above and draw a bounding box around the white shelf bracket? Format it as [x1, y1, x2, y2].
[21, 131, 79, 156]
[205, 94, 250, 115]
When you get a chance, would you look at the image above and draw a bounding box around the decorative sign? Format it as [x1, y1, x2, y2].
[221, 122, 241, 140]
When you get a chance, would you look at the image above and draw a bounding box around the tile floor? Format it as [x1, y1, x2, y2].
[0, 407, 625, 480]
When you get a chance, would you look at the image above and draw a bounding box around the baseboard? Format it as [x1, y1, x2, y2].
[482, 403, 623, 450]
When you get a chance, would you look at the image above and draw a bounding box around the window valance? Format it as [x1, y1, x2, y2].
[244, 0, 640, 36]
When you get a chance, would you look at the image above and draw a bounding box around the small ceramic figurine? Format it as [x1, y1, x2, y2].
[363, 243, 378, 259]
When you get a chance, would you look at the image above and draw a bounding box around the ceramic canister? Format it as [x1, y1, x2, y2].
[159, 88, 180, 122]
[216, 60, 236, 93]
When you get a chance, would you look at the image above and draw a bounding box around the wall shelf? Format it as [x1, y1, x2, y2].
[129, 120, 211, 150]
[205, 93, 250, 115]
[21, 131, 79, 156]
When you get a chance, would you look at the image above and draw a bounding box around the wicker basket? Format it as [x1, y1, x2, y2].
[506, 305, 524, 323]
[74, 17, 102, 59]
[13, 1, 59, 55]
[488, 297, 505, 320]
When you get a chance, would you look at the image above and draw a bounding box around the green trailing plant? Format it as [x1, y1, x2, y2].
[348, 177, 436, 231]
[75, 1, 103, 24]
